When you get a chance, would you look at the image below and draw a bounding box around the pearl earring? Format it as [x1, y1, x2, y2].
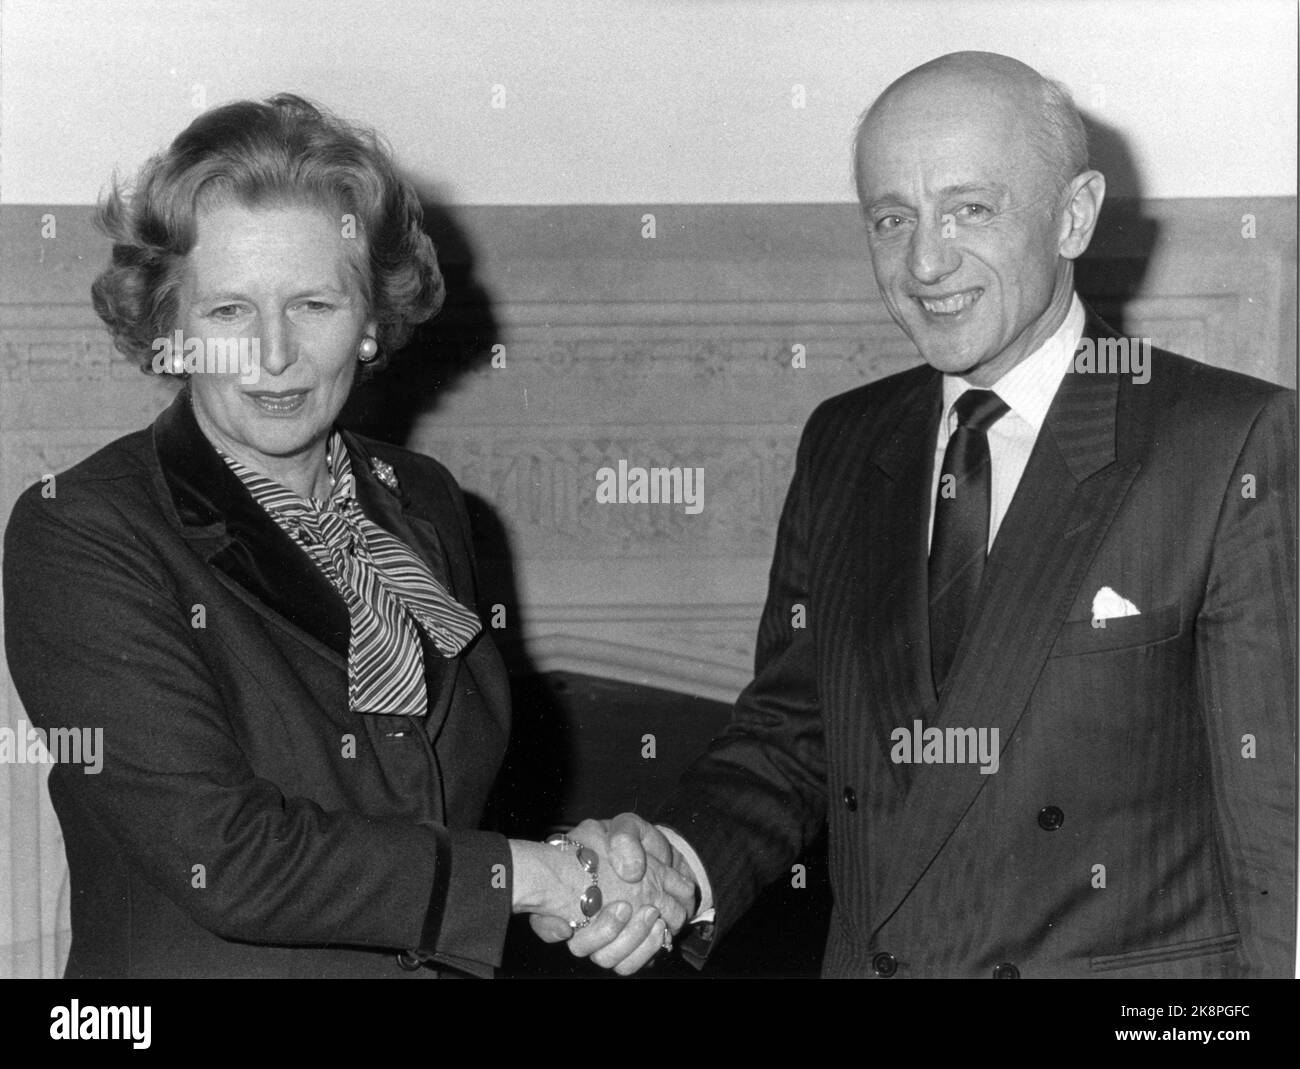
[357, 337, 380, 363]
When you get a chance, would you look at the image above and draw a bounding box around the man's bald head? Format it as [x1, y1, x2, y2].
[851, 50, 1106, 384]
[853, 52, 1088, 204]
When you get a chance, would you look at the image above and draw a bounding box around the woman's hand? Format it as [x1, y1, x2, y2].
[510, 820, 696, 973]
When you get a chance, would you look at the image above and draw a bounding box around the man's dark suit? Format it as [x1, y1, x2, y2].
[660, 308, 1296, 977]
[4, 391, 513, 978]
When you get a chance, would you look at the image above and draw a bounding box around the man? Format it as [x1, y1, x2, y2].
[537, 51, 1296, 977]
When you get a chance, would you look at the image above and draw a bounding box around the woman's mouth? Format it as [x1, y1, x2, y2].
[246, 389, 308, 415]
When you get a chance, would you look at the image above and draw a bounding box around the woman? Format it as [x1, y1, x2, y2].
[2, 95, 689, 977]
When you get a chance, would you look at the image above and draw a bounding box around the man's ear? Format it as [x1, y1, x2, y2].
[1057, 169, 1106, 261]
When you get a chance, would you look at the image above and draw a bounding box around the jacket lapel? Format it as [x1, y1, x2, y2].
[342, 433, 457, 594]
[852, 370, 944, 784]
[870, 310, 1142, 935]
[153, 391, 351, 668]
[152, 393, 467, 731]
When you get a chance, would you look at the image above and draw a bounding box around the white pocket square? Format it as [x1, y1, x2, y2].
[1091, 586, 1141, 623]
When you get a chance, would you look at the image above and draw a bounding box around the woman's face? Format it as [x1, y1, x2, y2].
[178, 200, 376, 480]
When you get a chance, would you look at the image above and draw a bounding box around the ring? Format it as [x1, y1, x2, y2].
[660, 926, 674, 953]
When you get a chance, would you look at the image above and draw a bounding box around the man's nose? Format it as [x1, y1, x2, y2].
[907, 215, 960, 284]
[257, 316, 297, 375]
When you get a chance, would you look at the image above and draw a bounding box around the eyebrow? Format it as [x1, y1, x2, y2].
[194, 283, 350, 303]
[866, 182, 1010, 213]
[291, 284, 350, 299]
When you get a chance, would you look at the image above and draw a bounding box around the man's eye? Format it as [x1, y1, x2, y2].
[873, 214, 908, 233]
[209, 305, 242, 319]
[299, 301, 332, 312]
[956, 203, 992, 221]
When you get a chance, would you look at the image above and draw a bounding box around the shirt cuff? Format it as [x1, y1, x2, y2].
[659, 824, 716, 924]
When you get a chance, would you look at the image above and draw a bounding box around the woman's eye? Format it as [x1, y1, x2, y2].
[299, 301, 332, 312]
[209, 305, 242, 319]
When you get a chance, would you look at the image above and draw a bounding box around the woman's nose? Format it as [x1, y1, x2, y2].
[256, 316, 297, 375]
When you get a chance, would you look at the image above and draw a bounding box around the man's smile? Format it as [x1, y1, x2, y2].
[914, 288, 984, 317]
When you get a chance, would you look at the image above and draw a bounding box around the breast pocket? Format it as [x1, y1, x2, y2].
[1049, 603, 1181, 658]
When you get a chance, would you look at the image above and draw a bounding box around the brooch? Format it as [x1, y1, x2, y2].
[369, 457, 401, 494]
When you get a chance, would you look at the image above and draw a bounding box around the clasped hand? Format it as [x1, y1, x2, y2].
[526, 813, 697, 975]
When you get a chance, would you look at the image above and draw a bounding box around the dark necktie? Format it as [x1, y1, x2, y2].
[929, 389, 1009, 692]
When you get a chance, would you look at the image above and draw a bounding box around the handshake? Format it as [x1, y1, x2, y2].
[509, 813, 699, 975]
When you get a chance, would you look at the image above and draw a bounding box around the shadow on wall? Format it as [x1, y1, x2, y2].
[1075, 110, 1158, 336]
[341, 181, 501, 442]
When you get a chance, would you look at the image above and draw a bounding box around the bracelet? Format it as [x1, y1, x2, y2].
[544, 833, 603, 929]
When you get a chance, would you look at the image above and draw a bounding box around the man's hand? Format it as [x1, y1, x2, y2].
[527, 813, 698, 975]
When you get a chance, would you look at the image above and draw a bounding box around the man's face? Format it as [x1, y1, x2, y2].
[857, 79, 1072, 385]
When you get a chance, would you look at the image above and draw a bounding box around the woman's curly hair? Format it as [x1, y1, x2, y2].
[91, 93, 444, 371]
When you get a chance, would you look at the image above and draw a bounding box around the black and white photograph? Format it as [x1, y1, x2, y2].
[0, 0, 1295, 1037]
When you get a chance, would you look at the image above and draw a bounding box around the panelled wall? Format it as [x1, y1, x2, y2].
[1, 197, 1295, 976]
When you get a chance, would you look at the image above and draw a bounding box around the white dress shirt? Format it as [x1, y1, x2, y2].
[666, 294, 1087, 926]
[929, 294, 1085, 549]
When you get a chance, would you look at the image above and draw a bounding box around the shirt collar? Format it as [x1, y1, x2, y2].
[941, 293, 1085, 434]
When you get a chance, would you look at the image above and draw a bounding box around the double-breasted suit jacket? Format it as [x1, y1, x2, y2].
[4, 390, 514, 978]
[661, 309, 1296, 977]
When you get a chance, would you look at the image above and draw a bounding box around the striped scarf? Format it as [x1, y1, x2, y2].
[218, 433, 481, 716]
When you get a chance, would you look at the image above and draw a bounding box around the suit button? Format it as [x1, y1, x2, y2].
[872, 952, 898, 977]
[396, 949, 423, 971]
[843, 787, 858, 812]
[992, 962, 1020, 979]
[1037, 805, 1064, 831]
